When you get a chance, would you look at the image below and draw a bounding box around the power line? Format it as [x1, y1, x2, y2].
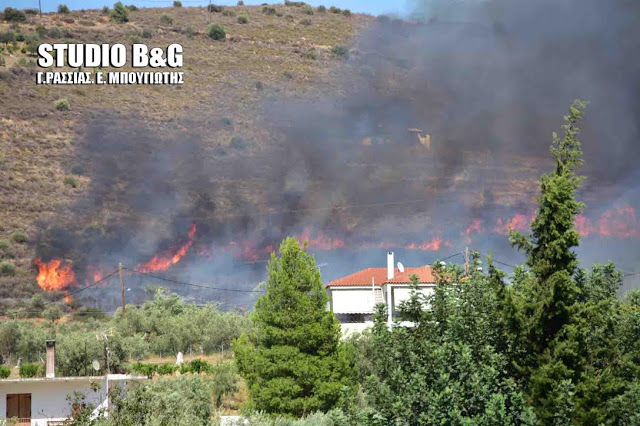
[124, 267, 266, 293]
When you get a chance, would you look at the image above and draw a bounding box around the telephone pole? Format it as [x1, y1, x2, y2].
[118, 263, 126, 314]
[464, 247, 470, 275]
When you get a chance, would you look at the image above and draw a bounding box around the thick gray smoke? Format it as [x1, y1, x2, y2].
[38, 0, 640, 307]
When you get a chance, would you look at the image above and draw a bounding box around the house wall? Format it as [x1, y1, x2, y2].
[330, 288, 378, 314]
[390, 285, 435, 318]
[0, 380, 105, 426]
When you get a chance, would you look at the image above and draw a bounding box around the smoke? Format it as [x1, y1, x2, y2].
[36, 0, 640, 306]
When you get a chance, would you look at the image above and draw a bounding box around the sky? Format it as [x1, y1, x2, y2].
[0, 0, 411, 16]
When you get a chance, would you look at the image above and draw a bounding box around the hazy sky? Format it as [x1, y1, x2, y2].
[1, 0, 410, 16]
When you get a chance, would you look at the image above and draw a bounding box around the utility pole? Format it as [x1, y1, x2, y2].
[119, 263, 126, 314]
[38, 0, 42, 15]
[464, 247, 470, 275]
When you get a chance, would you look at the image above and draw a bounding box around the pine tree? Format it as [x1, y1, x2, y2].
[233, 237, 356, 417]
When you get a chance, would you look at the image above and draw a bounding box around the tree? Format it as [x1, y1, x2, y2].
[109, 1, 128, 23]
[233, 237, 356, 416]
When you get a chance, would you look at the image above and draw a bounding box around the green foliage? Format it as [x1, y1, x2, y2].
[131, 362, 157, 377]
[43, 305, 62, 322]
[102, 6, 109, 14]
[3, 7, 26, 22]
[11, 231, 27, 243]
[0, 365, 10, 378]
[106, 375, 213, 425]
[330, 45, 348, 58]
[48, 27, 63, 38]
[0, 31, 16, 45]
[237, 0, 244, 5]
[156, 362, 176, 375]
[222, 10, 236, 17]
[110, 2, 129, 23]
[160, 14, 173, 25]
[211, 360, 239, 406]
[237, 14, 249, 24]
[19, 362, 41, 378]
[302, 5, 314, 15]
[185, 26, 194, 38]
[0, 239, 10, 254]
[0, 261, 16, 276]
[342, 9, 351, 16]
[173, 1, 182, 7]
[299, 18, 312, 26]
[141, 28, 152, 38]
[317, 5, 326, 13]
[55, 98, 70, 111]
[126, 4, 137, 11]
[58, 4, 70, 14]
[234, 237, 356, 416]
[207, 23, 226, 41]
[64, 176, 78, 188]
[262, 6, 277, 15]
[207, 4, 224, 13]
[329, 6, 341, 14]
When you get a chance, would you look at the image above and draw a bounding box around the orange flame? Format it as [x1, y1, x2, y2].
[598, 206, 639, 238]
[493, 214, 533, 234]
[137, 224, 197, 272]
[35, 258, 76, 291]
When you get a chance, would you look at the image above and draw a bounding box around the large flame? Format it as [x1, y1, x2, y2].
[137, 224, 197, 272]
[35, 258, 76, 291]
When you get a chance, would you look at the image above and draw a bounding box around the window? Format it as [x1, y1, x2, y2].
[6, 393, 31, 423]
[335, 313, 367, 323]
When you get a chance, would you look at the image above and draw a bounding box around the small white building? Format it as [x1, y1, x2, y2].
[0, 341, 146, 426]
[326, 252, 437, 336]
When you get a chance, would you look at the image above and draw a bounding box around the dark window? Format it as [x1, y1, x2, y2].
[7, 393, 31, 422]
[335, 313, 366, 323]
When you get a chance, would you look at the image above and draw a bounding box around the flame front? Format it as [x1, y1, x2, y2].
[35, 258, 75, 291]
[137, 224, 197, 272]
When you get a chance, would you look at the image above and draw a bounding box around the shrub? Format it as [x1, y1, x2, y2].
[57, 4, 70, 14]
[180, 358, 212, 374]
[283, 70, 293, 79]
[262, 6, 276, 15]
[102, 5, 109, 14]
[331, 44, 348, 58]
[24, 8, 39, 15]
[342, 8, 351, 16]
[71, 164, 85, 175]
[48, 27, 63, 38]
[11, 231, 27, 243]
[129, 34, 141, 44]
[284, 0, 306, 6]
[156, 363, 176, 375]
[211, 361, 239, 406]
[110, 2, 129, 23]
[317, 5, 326, 12]
[302, 5, 314, 15]
[301, 50, 316, 60]
[254, 81, 263, 90]
[329, 6, 341, 13]
[222, 10, 236, 17]
[185, 26, 194, 38]
[35, 25, 47, 37]
[299, 18, 312, 26]
[19, 363, 41, 378]
[220, 116, 232, 126]
[237, 14, 248, 24]
[284, 14, 294, 21]
[0, 240, 10, 253]
[15, 33, 25, 42]
[0, 31, 15, 45]
[126, 4, 138, 11]
[173, 1, 182, 7]
[131, 362, 157, 377]
[207, 4, 223, 12]
[160, 14, 173, 25]
[207, 23, 225, 40]
[54, 98, 70, 111]
[237, 0, 244, 5]
[0, 366, 10, 379]
[0, 261, 15, 276]
[3, 7, 26, 22]
[142, 28, 152, 38]
[63, 176, 78, 188]
[230, 136, 247, 150]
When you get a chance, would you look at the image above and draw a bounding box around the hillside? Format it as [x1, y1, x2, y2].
[0, 3, 374, 309]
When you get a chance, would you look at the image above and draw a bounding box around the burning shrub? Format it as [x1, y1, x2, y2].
[110, 2, 129, 23]
[160, 14, 173, 25]
[0, 366, 9, 379]
[19, 362, 41, 378]
[10, 231, 26, 243]
[0, 261, 15, 276]
[237, 14, 249, 24]
[54, 98, 70, 111]
[57, 4, 70, 14]
[2, 7, 26, 22]
[207, 23, 225, 41]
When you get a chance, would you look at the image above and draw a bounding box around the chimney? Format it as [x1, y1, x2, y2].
[46, 340, 55, 378]
[387, 251, 394, 280]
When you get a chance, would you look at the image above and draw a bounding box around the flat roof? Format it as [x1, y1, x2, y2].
[0, 374, 148, 384]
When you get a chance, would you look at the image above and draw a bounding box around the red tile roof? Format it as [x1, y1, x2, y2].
[327, 266, 436, 287]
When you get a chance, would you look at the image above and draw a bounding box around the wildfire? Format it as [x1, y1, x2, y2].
[597, 205, 639, 238]
[493, 214, 533, 234]
[35, 258, 76, 291]
[137, 224, 197, 272]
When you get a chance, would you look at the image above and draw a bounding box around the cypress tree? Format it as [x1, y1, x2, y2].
[233, 237, 356, 417]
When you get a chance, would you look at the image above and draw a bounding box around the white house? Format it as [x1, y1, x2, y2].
[326, 252, 437, 336]
[0, 341, 146, 426]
